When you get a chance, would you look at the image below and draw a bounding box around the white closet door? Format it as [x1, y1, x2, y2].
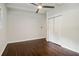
[48, 15, 62, 44]
[54, 15, 62, 44]
[48, 18, 54, 42]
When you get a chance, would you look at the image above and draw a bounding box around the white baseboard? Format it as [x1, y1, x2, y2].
[7, 37, 46, 44]
[0, 43, 7, 56]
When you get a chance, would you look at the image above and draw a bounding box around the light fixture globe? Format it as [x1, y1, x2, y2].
[38, 5, 42, 9]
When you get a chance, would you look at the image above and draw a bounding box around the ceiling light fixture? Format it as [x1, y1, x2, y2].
[38, 5, 42, 9]
[31, 3, 55, 13]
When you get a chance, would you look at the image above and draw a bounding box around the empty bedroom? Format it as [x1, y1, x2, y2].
[0, 3, 79, 56]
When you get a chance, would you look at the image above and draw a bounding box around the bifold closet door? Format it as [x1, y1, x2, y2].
[48, 18, 54, 42]
[48, 15, 62, 44]
[54, 15, 63, 44]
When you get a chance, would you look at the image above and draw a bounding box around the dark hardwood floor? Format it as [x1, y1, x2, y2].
[2, 38, 79, 56]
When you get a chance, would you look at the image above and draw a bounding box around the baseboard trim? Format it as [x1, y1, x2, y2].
[7, 38, 46, 44]
[1, 44, 7, 56]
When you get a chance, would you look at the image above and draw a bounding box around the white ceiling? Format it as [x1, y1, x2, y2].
[6, 3, 64, 14]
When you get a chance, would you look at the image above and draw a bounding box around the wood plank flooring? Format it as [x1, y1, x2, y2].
[2, 38, 79, 56]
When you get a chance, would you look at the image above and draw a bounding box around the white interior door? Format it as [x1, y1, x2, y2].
[48, 15, 62, 44]
[54, 15, 62, 44]
[48, 18, 54, 42]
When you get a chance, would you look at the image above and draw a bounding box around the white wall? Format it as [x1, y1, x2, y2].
[0, 4, 7, 55]
[7, 8, 46, 43]
[47, 3, 79, 52]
